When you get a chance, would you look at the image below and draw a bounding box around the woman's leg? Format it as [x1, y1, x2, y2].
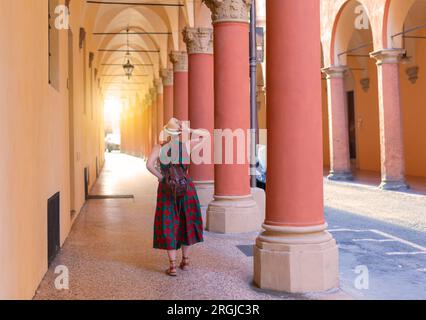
[180, 246, 191, 271]
[182, 246, 191, 258]
[166, 250, 177, 276]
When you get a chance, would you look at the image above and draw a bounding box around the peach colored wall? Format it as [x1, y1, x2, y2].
[0, 1, 104, 299]
[352, 59, 381, 172]
[400, 29, 426, 178]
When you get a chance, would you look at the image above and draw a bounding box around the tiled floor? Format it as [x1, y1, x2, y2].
[34, 153, 348, 300]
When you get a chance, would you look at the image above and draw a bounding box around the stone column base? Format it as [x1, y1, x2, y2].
[380, 179, 409, 191]
[207, 195, 260, 233]
[327, 171, 353, 181]
[194, 181, 214, 207]
[254, 224, 339, 293]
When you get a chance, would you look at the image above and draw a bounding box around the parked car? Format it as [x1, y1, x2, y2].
[105, 133, 121, 153]
[256, 144, 267, 190]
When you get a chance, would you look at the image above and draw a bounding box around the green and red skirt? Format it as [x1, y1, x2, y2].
[153, 178, 204, 250]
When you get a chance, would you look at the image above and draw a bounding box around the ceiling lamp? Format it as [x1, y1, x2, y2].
[123, 28, 135, 79]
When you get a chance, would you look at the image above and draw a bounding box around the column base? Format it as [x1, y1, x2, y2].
[194, 181, 214, 207]
[206, 195, 260, 233]
[254, 224, 339, 293]
[327, 171, 353, 181]
[380, 180, 409, 191]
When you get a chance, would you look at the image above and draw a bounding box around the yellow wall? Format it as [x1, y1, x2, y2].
[0, 1, 104, 299]
[352, 59, 381, 172]
[400, 29, 426, 178]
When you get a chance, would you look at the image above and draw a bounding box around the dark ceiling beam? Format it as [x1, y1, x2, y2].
[93, 32, 171, 35]
[101, 63, 154, 66]
[86, 1, 184, 7]
[403, 36, 426, 40]
[98, 49, 159, 53]
[101, 74, 149, 77]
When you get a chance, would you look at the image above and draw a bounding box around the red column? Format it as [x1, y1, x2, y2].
[155, 78, 164, 142]
[170, 51, 189, 121]
[370, 49, 408, 191]
[254, 0, 339, 293]
[161, 69, 174, 125]
[204, 0, 259, 233]
[183, 27, 215, 206]
[322, 66, 353, 181]
[184, 28, 214, 206]
[150, 87, 157, 150]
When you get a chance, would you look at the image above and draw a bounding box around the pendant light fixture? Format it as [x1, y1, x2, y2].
[122, 28, 135, 79]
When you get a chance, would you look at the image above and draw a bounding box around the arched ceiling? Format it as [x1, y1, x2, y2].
[78, 0, 196, 100]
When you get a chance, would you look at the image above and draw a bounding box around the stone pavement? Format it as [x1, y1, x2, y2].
[34, 153, 426, 300]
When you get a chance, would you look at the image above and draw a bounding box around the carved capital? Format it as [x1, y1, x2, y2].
[161, 68, 174, 86]
[169, 51, 188, 72]
[202, 0, 252, 24]
[183, 27, 214, 55]
[321, 65, 348, 79]
[370, 49, 405, 65]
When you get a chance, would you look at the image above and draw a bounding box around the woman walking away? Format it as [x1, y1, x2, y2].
[146, 118, 205, 276]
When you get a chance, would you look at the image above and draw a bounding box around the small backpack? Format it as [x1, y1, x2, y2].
[164, 164, 189, 198]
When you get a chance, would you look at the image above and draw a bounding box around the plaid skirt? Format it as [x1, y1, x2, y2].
[153, 179, 204, 250]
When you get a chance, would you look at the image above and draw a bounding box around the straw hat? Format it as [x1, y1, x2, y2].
[163, 118, 182, 136]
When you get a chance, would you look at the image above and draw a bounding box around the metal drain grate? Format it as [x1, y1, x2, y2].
[87, 194, 134, 200]
[237, 245, 254, 257]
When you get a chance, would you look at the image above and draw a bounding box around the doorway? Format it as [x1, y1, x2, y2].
[84, 167, 90, 200]
[47, 192, 60, 266]
[347, 91, 357, 161]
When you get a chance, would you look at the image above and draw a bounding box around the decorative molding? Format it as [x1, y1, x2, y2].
[183, 27, 214, 55]
[202, 0, 252, 24]
[169, 51, 188, 72]
[370, 49, 405, 65]
[406, 66, 419, 84]
[154, 78, 164, 94]
[321, 65, 348, 79]
[360, 78, 370, 92]
[161, 68, 174, 86]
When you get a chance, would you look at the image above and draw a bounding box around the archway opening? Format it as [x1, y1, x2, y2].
[330, 0, 381, 178]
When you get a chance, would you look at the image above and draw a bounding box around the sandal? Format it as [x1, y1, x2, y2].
[166, 260, 177, 277]
[180, 256, 190, 271]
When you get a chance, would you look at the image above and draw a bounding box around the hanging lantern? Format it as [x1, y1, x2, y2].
[123, 58, 134, 79]
[122, 28, 134, 79]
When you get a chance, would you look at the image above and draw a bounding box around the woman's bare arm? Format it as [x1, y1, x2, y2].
[146, 144, 163, 181]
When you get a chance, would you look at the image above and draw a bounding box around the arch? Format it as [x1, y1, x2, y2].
[330, 0, 375, 65]
[383, 0, 417, 49]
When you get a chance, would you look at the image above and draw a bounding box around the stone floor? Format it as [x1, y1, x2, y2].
[34, 153, 348, 300]
[34, 153, 426, 300]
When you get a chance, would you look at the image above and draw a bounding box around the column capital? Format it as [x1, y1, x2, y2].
[202, 0, 251, 24]
[183, 27, 214, 55]
[160, 68, 174, 86]
[149, 87, 157, 99]
[370, 49, 406, 65]
[169, 51, 188, 72]
[321, 65, 348, 79]
[154, 78, 163, 94]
